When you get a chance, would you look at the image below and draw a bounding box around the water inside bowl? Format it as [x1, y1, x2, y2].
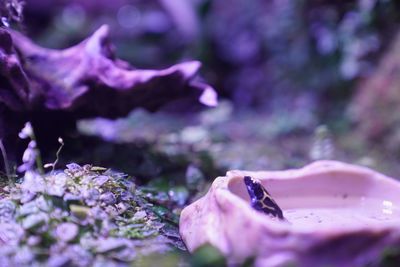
[228, 173, 400, 229]
[281, 196, 400, 229]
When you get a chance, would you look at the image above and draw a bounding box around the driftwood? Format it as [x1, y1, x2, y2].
[0, 25, 217, 167]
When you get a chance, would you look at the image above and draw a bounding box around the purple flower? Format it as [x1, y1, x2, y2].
[55, 222, 78, 242]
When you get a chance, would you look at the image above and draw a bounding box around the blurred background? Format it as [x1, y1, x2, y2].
[13, 0, 400, 177]
[4, 2, 400, 265]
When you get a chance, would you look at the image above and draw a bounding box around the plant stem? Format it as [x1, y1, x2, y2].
[0, 139, 13, 186]
[52, 138, 64, 173]
[30, 126, 44, 174]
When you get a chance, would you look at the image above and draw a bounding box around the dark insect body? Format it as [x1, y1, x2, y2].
[243, 176, 285, 220]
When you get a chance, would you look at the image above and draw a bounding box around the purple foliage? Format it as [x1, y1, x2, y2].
[0, 163, 179, 265]
[17, 140, 38, 173]
[0, 200, 16, 222]
[55, 222, 78, 242]
[100, 192, 117, 205]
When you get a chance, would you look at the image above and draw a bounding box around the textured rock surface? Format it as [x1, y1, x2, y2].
[180, 161, 400, 267]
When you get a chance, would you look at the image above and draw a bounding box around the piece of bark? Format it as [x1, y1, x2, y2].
[8, 25, 216, 116]
[0, 25, 217, 167]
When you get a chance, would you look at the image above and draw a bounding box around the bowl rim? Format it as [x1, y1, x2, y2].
[220, 160, 400, 235]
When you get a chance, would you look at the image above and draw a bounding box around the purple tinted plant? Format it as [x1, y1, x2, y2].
[0, 200, 16, 222]
[95, 237, 128, 254]
[0, 163, 183, 265]
[0, 222, 24, 244]
[64, 245, 93, 267]
[100, 192, 116, 205]
[13, 245, 34, 265]
[21, 212, 49, 231]
[93, 175, 109, 187]
[17, 122, 44, 174]
[17, 141, 38, 173]
[82, 188, 100, 206]
[55, 222, 78, 242]
[46, 173, 67, 197]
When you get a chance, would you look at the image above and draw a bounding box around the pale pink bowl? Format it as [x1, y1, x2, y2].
[180, 161, 400, 267]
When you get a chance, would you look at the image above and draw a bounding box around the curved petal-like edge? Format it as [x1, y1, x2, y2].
[8, 25, 217, 117]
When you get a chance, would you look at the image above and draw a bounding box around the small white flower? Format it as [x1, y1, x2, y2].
[17, 141, 38, 173]
[18, 122, 33, 139]
[44, 163, 54, 169]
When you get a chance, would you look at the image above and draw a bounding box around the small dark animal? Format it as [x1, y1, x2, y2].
[243, 176, 285, 220]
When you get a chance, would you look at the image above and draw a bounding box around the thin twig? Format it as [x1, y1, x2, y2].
[52, 138, 64, 173]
